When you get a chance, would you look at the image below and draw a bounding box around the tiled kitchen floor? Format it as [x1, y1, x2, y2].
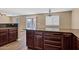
[0, 40, 28, 50]
[0, 30, 28, 50]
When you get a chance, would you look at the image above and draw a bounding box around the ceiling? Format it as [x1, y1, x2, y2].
[0, 8, 73, 16]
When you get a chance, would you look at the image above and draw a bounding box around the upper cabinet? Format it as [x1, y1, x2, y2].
[0, 16, 10, 23]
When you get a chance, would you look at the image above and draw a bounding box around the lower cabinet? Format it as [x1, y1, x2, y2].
[62, 33, 75, 50]
[0, 29, 8, 46]
[26, 30, 34, 49]
[77, 39, 79, 49]
[8, 29, 18, 43]
[34, 33, 43, 49]
[0, 28, 18, 46]
[26, 30, 43, 49]
[26, 30, 78, 50]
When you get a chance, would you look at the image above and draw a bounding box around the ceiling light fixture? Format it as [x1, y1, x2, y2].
[48, 9, 52, 16]
[0, 12, 6, 16]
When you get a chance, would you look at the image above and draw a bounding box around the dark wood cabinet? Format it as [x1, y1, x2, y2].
[26, 30, 78, 50]
[62, 33, 73, 50]
[34, 31, 43, 49]
[72, 34, 77, 49]
[0, 28, 18, 46]
[44, 32, 62, 50]
[26, 30, 34, 49]
[26, 30, 43, 49]
[0, 29, 8, 46]
[77, 39, 79, 49]
[8, 29, 18, 43]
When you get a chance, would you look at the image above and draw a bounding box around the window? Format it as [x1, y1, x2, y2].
[26, 16, 36, 30]
[26, 18, 33, 29]
[45, 16, 59, 30]
[46, 16, 59, 26]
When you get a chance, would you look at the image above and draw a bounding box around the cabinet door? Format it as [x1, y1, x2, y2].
[63, 33, 72, 50]
[0, 32, 8, 45]
[8, 29, 17, 42]
[26, 30, 34, 48]
[34, 35, 43, 49]
[77, 39, 79, 49]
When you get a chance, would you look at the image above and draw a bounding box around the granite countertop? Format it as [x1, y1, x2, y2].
[59, 29, 79, 38]
[0, 27, 18, 29]
[26, 28, 79, 38]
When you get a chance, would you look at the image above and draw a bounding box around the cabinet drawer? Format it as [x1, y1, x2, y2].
[44, 32, 62, 36]
[63, 33, 72, 37]
[44, 40, 61, 46]
[44, 36, 61, 41]
[44, 44, 61, 50]
[35, 31, 43, 35]
[0, 32, 7, 36]
[0, 29, 8, 33]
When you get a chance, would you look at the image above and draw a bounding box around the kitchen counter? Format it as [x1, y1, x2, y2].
[26, 29, 79, 50]
[26, 29, 79, 38]
[0, 27, 18, 29]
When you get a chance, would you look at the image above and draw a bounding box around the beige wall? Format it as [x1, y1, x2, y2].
[9, 16, 18, 23]
[15, 11, 72, 39]
[0, 16, 10, 23]
[18, 16, 26, 39]
[18, 16, 26, 31]
[72, 8, 79, 29]
[36, 14, 46, 30]
[9, 9, 79, 39]
[18, 11, 72, 32]
[58, 11, 72, 29]
[10, 16, 26, 39]
[44, 11, 72, 29]
[19, 11, 72, 30]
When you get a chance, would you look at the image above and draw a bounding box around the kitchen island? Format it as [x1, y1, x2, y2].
[26, 29, 79, 50]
